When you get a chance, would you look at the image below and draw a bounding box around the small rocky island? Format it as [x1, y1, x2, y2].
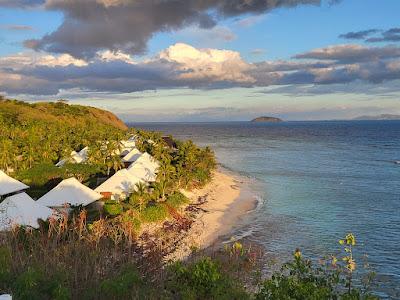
[251, 116, 283, 123]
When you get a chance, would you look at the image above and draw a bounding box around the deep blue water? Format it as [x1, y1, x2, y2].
[131, 121, 400, 298]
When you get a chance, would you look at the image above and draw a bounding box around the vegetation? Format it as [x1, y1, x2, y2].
[0, 223, 377, 299]
[0, 99, 216, 223]
[0, 99, 126, 174]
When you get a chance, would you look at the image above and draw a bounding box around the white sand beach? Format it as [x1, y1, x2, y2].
[168, 168, 258, 260]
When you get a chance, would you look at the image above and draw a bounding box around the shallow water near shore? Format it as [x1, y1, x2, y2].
[131, 120, 400, 298]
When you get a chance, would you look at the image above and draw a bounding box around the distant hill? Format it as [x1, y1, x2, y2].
[0, 99, 127, 130]
[251, 116, 283, 123]
[353, 114, 400, 121]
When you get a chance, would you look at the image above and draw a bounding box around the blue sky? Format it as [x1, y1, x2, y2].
[0, 0, 399, 121]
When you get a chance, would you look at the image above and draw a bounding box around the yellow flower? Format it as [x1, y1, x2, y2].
[294, 248, 302, 259]
[233, 242, 243, 251]
[345, 233, 356, 246]
[347, 259, 356, 272]
[339, 239, 344, 245]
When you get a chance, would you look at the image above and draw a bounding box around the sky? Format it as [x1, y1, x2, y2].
[0, 0, 399, 121]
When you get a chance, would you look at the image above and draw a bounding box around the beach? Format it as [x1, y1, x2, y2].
[167, 168, 258, 260]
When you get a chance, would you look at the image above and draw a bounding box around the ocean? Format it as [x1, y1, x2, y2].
[131, 121, 400, 298]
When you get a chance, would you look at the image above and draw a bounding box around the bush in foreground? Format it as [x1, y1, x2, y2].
[0, 220, 379, 300]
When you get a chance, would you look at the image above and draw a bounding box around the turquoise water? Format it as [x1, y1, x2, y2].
[131, 121, 400, 298]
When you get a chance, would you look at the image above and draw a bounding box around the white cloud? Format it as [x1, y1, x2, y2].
[159, 43, 254, 83]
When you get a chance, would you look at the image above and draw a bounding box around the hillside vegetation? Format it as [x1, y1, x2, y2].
[0, 98, 127, 130]
[0, 99, 127, 173]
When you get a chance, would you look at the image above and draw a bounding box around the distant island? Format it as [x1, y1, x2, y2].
[353, 114, 400, 121]
[251, 116, 283, 123]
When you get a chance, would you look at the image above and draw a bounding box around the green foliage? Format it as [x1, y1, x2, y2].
[0, 246, 12, 291]
[13, 267, 70, 300]
[255, 254, 340, 300]
[255, 247, 378, 300]
[100, 266, 143, 299]
[104, 200, 124, 216]
[166, 191, 189, 209]
[165, 257, 249, 300]
[140, 204, 169, 223]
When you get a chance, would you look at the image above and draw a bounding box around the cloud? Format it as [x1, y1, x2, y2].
[293, 44, 400, 63]
[0, 0, 44, 7]
[366, 27, 400, 43]
[339, 29, 380, 40]
[2, 43, 400, 96]
[235, 15, 265, 28]
[174, 25, 237, 47]
[1, 24, 33, 31]
[250, 48, 266, 55]
[339, 27, 400, 43]
[17, 0, 322, 58]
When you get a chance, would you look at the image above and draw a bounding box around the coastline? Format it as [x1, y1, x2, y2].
[167, 167, 258, 260]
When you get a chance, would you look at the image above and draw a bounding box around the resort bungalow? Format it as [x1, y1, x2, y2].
[0, 170, 29, 200]
[127, 163, 157, 182]
[134, 153, 160, 171]
[55, 148, 88, 167]
[119, 137, 137, 157]
[37, 177, 102, 210]
[95, 169, 144, 200]
[122, 148, 142, 168]
[0, 192, 55, 231]
[120, 136, 136, 149]
[78, 146, 89, 161]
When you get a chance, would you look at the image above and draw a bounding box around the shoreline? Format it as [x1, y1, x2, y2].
[167, 167, 258, 260]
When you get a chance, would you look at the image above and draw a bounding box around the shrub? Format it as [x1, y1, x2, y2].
[166, 191, 189, 209]
[100, 266, 143, 299]
[13, 267, 70, 300]
[165, 257, 249, 300]
[255, 248, 378, 300]
[0, 246, 12, 291]
[120, 210, 142, 232]
[104, 200, 123, 216]
[140, 204, 169, 223]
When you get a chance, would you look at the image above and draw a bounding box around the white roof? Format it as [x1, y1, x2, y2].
[134, 153, 159, 170]
[119, 146, 135, 157]
[37, 178, 102, 207]
[55, 149, 88, 167]
[120, 139, 136, 149]
[78, 146, 89, 161]
[122, 148, 142, 163]
[95, 169, 144, 195]
[0, 170, 29, 196]
[0, 192, 54, 231]
[127, 164, 157, 182]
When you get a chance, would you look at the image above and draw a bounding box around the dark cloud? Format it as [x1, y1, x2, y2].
[366, 27, 400, 43]
[339, 29, 380, 40]
[293, 44, 400, 63]
[339, 27, 400, 43]
[21, 0, 321, 58]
